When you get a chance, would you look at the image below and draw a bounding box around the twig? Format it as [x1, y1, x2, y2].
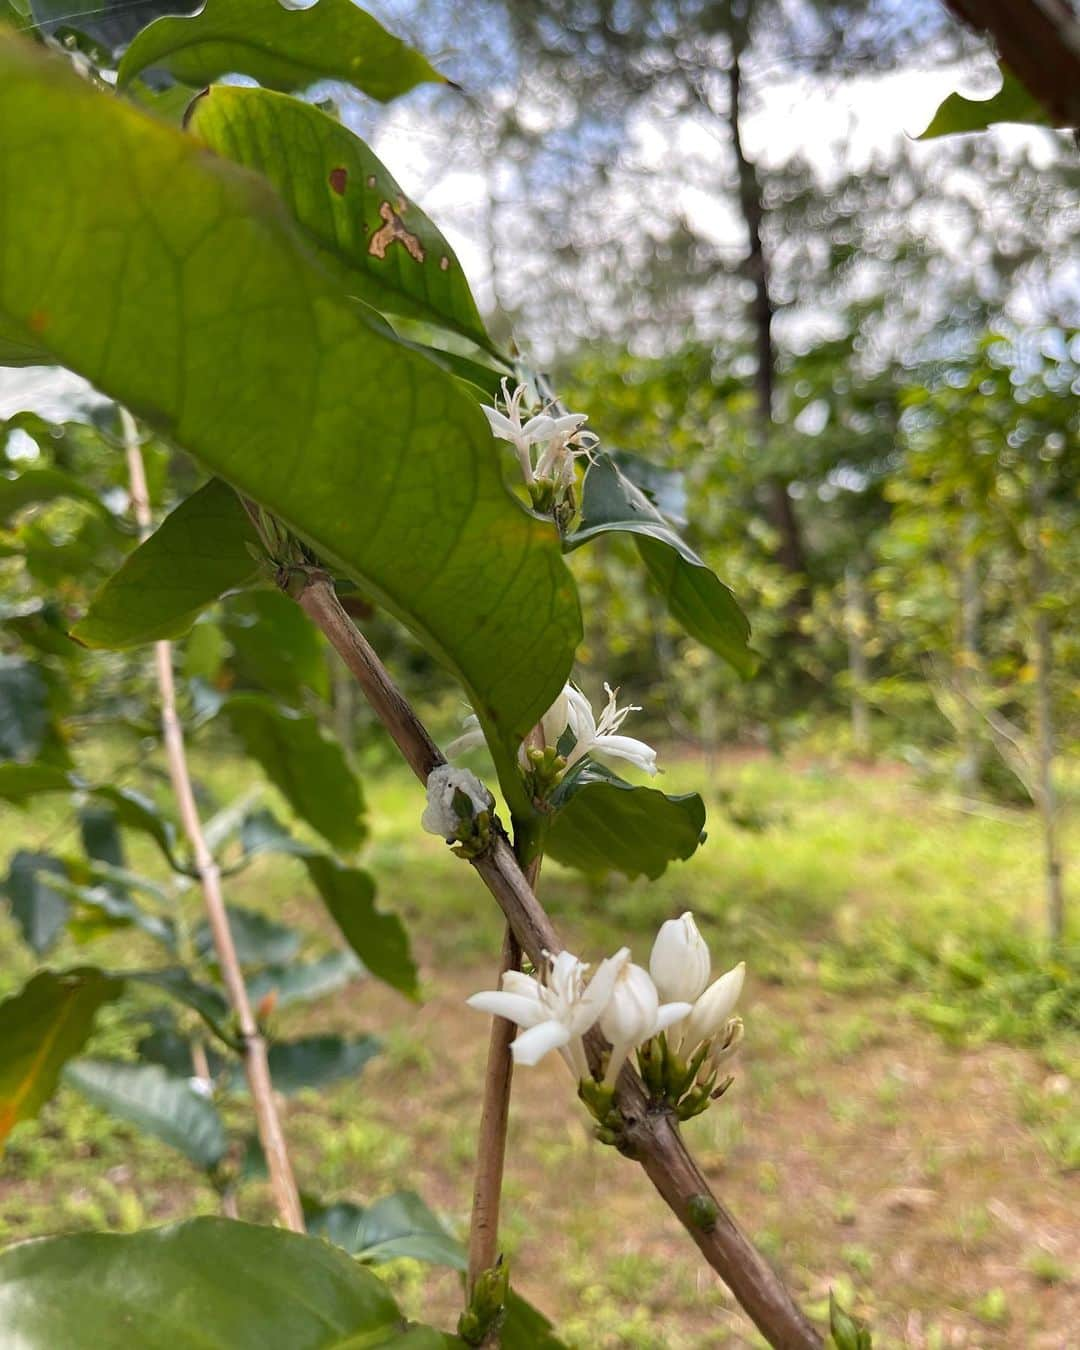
[122, 412, 305, 1233]
[294, 570, 822, 1350]
[466, 919, 523, 1298]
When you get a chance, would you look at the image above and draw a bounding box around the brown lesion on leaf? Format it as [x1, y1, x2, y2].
[368, 200, 426, 263]
[328, 167, 348, 195]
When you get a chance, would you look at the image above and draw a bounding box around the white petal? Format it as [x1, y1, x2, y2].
[520, 413, 557, 443]
[592, 733, 658, 775]
[466, 991, 545, 1028]
[652, 1001, 693, 1035]
[511, 1019, 572, 1066]
[501, 970, 542, 1000]
[570, 945, 629, 1035]
[483, 406, 516, 440]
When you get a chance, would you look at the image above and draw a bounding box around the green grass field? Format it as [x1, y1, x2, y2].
[2, 744, 1077, 1347]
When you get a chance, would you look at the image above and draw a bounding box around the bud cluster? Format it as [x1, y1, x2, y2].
[421, 765, 494, 859]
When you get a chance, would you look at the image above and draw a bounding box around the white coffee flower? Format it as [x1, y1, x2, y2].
[421, 764, 493, 839]
[467, 946, 629, 1077]
[649, 912, 711, 1005]
[599, 962, 691, 1085]
[482, 378, 590, 492]
[558, 682, 657, 776]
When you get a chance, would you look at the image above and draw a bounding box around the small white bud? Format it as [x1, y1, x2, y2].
[681, 962, 746, 1049]
[421, 764, 493, 839]
[649, 911, 711, 1005]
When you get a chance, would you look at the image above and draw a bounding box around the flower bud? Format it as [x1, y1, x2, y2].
[681, 962, 745, 1049]
[600, 962, 660, 1050]
[649, 911, 711, 1004]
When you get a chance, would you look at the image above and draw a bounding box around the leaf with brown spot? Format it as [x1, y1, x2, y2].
[0, 968, 123, 1145]
[189, 84, 497, 354]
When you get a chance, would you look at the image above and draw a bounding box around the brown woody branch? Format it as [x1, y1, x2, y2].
[295, 572, 822, 1349]
[942, 0, 1080, 126]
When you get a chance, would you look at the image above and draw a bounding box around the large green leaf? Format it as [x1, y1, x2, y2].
[264, 1033, 380, 1095]
[118, 0, 446, 102]
[64, 1059, 228, 1167]
[0, 657, 50, 761]
[73, 478, 260, 648]
[0, 38, 580, 817]
[306, 1190, 466, 1269]
[189, 86, 495, 354]
[2, 850, 69, 954]
[305, 855, 417, 997]
[0, 1216, 452, 1347]
[220, 694, 365, 852]
[0, 967, 123, 1144]
[547, 762, 706, 880]
[567, 455, 754, 677]
[919, 66, 1050, 138]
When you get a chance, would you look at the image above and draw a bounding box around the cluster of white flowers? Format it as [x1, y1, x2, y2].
[482, 378, 591, 492]
[446, 679, 657, 780]
[467, 911, 744, 1089]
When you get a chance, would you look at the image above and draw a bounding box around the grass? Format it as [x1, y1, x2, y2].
[1, 742, 1078, 1347]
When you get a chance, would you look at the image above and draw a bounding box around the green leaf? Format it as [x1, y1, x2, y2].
[73, 478, 260, 648]
[829, 1290, 874, 1349]
[60, 879, 177, 951]
[246, 950, 361, 1007]
[547, 762, 706, 879]
[224, 589, 330, 703]
[305, 1190, 465, 1270]
[567, 455, 754, 677]
[2, 851, 70, 954]
[0, 657, 50, 761]
[0, 760, 71, 802]
[0, 967, 123, 1144]
[189, 87, 495, 355]
[118, 0, 446, 102]
[919, 66, 1050, 139]
[305, 854, 417, 997]
[0, 39, 580, 816]
[90, 784, 186, 873]
[501, 1291, 567, 1349]
[195, 904, 301, 967]
[264, 1033, 380, 1095]
[79, 803, 126, 874]
[0, 1216, 451, 1347]
[220, 694, 365, 852]
[127, 968, 237, 1048]
[0, 764, 187, 871]
[0, 466, 109, 525]
[64, 1059, 228, 1168]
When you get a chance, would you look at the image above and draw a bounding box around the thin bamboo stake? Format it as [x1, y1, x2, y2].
[122, 411, 304, 1233]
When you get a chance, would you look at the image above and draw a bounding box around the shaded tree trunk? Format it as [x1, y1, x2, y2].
[726, 24, 810, 599]
[844, 564, 871, 757]
[955, 515, 984, 794]
[1029, 478, 1065, 945]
